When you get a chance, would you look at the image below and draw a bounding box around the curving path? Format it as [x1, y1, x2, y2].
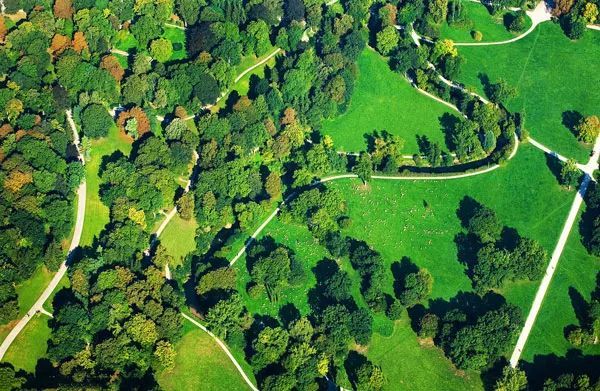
[453, 1, 552, 46]
[229, 134, 519, 267]
[182, 313, 259, 391]
[0, 110, 87, 361]
[510, 134, 600, 367]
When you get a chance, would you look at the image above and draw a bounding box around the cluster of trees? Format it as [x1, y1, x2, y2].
[0, 6, 85, 324]
[416, 292, 522, 370]
[553, 0, 599, 39]
[459, 198, 547, 292]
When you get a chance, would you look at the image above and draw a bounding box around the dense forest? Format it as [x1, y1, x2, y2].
[0, 0, 598, 389]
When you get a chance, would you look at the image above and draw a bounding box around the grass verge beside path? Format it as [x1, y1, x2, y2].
[323, 49, 456, 154]
[521, 218, 600, 361]
[456, 23, 600, 162]
[440, 2, 531, 43]
[81, 124, 132, 246]
[157, 321, 252, 391]
[159, 215, 198, 267]
[3, 314, 51, 373]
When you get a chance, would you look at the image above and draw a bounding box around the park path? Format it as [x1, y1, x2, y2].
[0, 110, 87, 361]
[454, 1, 552, 46]
[228, 136, 519, 267]
[510, 134, 600, 367]
[182, 313, 258, 391]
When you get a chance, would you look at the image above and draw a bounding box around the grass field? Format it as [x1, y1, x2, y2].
[81, 124, 132, 246]
[322, 49, 456, 154]
[440, 2, 532, 43]
[456, 22, 600, 162]
[157, 321, 252, 391]
[159, 215, 198, 267]
[521, 217, 600, 361]
[3, 314, 51, 373]
[229, 144, 574, 389]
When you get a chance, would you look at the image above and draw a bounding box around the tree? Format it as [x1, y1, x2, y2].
[177, 193, 194, 220]
[355, 360, 385, 391]
[354, 153, 373, 184]
[559, 159, 581, 189]
[321, 269, 353, 301]
[418, 313, 439, 339]
[398, 269, 433, 307]
[489, 79, 517, 104]
[100, 55, 125, 82]
[432, 39, 457, 60]
[150, 38, 173, 63]
[376, 26, 399, 56]
[494, 366, 528, 391]
[153, 341, 176, 372]
[54, 0, 74, 19]
[252, 326, 289, 369]
[552, 0, 575, 16]
[250, 247, 292, 301]
[428, 0, 448, 24]
[451, 119, 483, 162]
[265, 171, 282, 200]
[81, 104, 113, 139]
[197, 267, 237, 296]
[468, 204, 502, 243]
[583, 2, 599, 23]
[575, 115, 600, 143]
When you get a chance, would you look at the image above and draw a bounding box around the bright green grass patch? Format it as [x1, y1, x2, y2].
[157, 321, 252, 391]
[456, 22, 600, 162]
[322, 49, 456, 154]
[81, 124, 132, 246]
[440, 3, 531, 43]
[521, 218, 600, 361]
[4, 314, 51, 373]
[15, 266, 52, 315]
[114, 30, 138, 52]
[162, 26, 187, 61]
[160, 215, 198, 267]
[368, 315, 483, 390]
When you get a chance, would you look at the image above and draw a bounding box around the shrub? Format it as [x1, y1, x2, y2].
[472, 30, 483, 41]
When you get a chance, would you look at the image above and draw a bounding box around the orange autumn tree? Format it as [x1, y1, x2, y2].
[100, 55, 125, 82]
[50, 34, 71, 55]
[0, 17, 7, 43]
[53, 0, 74, 19]
[116, 107, 151, 140]
[72, 31, 88, 54]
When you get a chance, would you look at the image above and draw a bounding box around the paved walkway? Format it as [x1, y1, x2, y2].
[0, 110, 87, 361]
[510, 134, 600, 367]
[182, 313, 259, 391]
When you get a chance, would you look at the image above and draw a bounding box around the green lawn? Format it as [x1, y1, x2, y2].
[456, 22, 600, 162]
[440, 2, 532, 43]
[322, 49, 456, 154]
[3, 314, 51, 373]
[368, 315, 483, 390]
[81, 124, 132, 246]
[521, 216, 600, 361]
[230, 144, 574, 389]
[113, 26, 187, 61]
[160, 215, 198, 267]
[157, 321, 253, 391]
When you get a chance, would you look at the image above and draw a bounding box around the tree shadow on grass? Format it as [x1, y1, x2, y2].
[520, 350, 600, 390]
[562, 110, 583, 138]
[439, 113, 461, 151]
[568, 286, 590, 326]
[544, 152, 563, 185]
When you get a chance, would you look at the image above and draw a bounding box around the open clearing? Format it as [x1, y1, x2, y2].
[157, 322, 251, 391]
[159, 215, 198, 267]
[456, 23, 600, 162]
[231, 144, 574, 389]
[440, 2, 532, 43]
[81, 124, 132, 246]
[322, 49, 456, 154]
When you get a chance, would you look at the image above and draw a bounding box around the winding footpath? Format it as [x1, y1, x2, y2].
[510, 134, 600, 368]
[0, 110, 87, 361]
[182, 313, 258, 391]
